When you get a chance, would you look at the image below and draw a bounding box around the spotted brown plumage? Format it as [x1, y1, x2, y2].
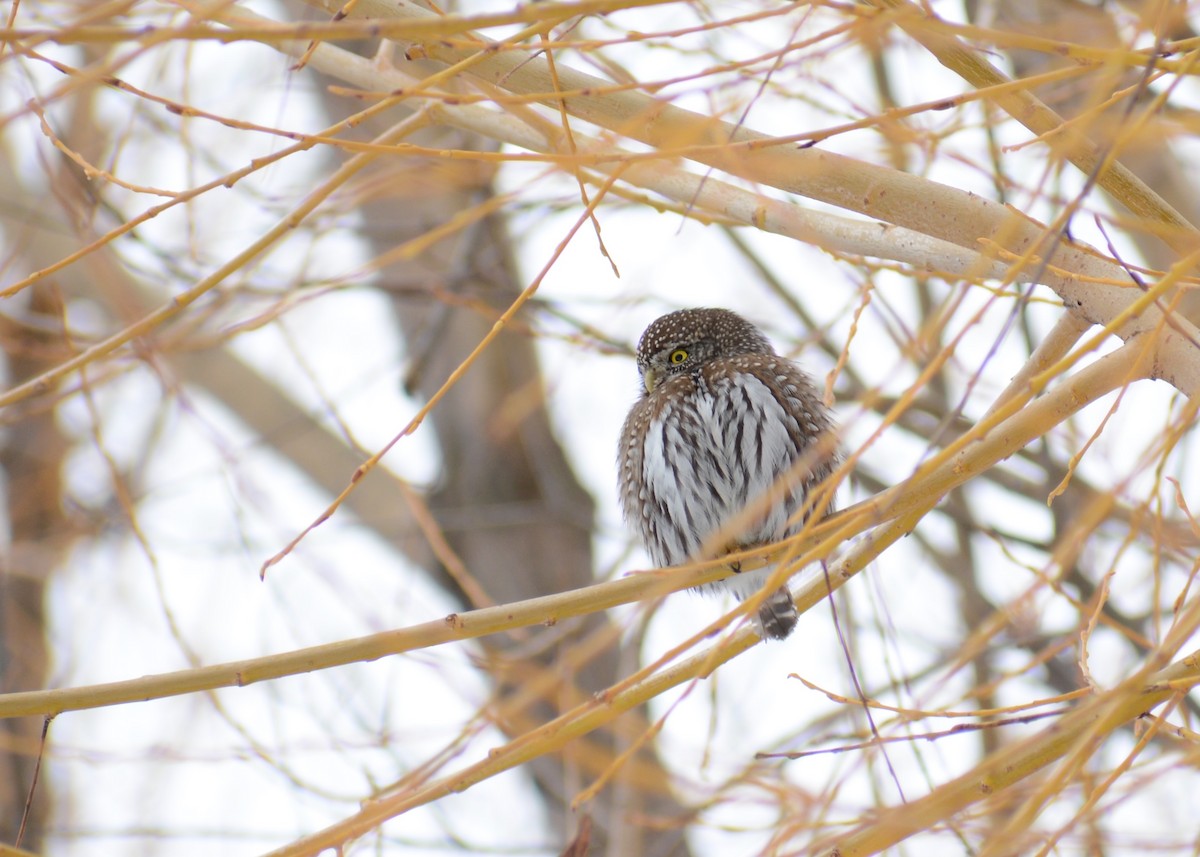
[617, 308, 837, 639]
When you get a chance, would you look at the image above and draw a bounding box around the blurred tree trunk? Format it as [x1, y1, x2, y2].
[0, 72, 121, 844]
[0, 286, 62, 852]
[314, 86, 693, 854]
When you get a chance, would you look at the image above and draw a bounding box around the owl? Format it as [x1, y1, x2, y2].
[617, 308, 836, 640]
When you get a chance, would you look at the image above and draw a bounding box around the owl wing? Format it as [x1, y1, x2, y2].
[617, 396, 649, 537]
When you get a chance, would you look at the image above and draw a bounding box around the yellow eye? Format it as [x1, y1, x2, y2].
[669, 349, 688, 365]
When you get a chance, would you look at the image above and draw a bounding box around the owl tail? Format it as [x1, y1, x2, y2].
[757, 587, 798, 640]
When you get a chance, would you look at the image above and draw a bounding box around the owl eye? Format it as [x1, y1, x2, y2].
[669, 349, 688, 365]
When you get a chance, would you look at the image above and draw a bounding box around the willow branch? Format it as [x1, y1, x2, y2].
[865, 0, 1200, 252]
[294, 0, 1200, 394]
[819, 646, 1200, 857]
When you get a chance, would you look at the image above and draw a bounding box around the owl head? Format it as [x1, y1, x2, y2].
[635, 307, 775, 393]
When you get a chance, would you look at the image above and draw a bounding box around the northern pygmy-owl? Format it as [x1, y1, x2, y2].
[617, 308, 836, 640]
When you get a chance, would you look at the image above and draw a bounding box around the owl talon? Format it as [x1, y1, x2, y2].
[729, 560, 742, 574]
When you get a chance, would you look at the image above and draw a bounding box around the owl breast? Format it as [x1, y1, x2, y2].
[621, 356, 823, 575]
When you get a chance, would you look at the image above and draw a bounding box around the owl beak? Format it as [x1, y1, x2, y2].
[641, 367, 659, 393]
